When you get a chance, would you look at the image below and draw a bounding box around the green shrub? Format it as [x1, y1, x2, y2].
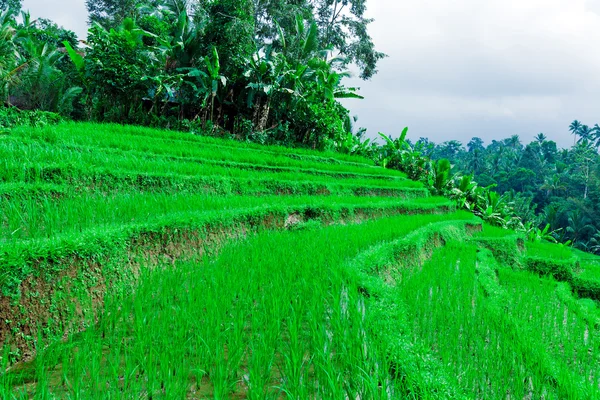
[524, 256, 575, 282]
[572, 276, 600, 301]
[0, 107, 62, 130]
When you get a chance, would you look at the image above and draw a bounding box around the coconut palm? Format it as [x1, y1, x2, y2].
[589, 232, 600, 255]
[0, 9, 20, 104]
[567, 209, 595, 247]
[577, 124, 594, 144]
[535, 133, 547, 144]
[540, 175, 566, 197]
[593, 124, 600, 150]
[569, 120, 582, 145]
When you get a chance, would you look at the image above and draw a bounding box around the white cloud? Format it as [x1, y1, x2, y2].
[22, 0, 88, 40]
[343, 0, 600, 147]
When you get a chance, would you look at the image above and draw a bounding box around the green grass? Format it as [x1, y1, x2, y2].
[2, 213, 472, 398]
[3, 122, 600, 399]
[1, 123, 425, 202]
[527, 240, 575, 261]
[0, 194, 450, 242]
[6, 123, 407, 179]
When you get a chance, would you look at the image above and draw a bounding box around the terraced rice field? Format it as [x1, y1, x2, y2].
[1, 123, 600, 398]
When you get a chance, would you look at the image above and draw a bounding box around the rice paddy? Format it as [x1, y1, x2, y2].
[1, 122, 600, 398]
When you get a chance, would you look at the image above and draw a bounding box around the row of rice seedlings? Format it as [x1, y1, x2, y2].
[13, 122, 377, 167]
[2, 213, 467, 398]
[573, 247, 600, 278]
[9, 124, 404, 178]
[527, 240, 575, 261]
[0, 137, 415, 190]
[499, 268, 600, 393]
[0, 192, 451, 241]
[395, 242, 594, 399]
[2, 163, 423, 199]
[577, 262, 600, 281]
[69, 123, 377, 168]
[475, 224, 521, 238]
[0, 183, 67, 200]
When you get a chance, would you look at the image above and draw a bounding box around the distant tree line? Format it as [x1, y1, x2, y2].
[411, 123, 600, 252]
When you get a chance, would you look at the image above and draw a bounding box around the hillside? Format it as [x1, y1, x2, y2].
[1, 123, 600, 398]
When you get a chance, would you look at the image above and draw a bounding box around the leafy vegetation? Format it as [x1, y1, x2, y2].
[2, 0, 600, 397]
[419, 123, 600, 252]
[0, 123, 599, 398]
[1, 0, 386, 151]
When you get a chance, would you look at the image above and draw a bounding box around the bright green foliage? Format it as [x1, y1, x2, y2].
[0, 11, 81, 115]
[425, 124, 600, 253]
[86, 0, 144, 29]
[195, 0, 255, 81]
[2, 123, 600, 398]
[254, 0, 386, 79]
[85, 22, 154, 120]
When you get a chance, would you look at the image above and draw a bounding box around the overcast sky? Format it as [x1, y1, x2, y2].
[22, 0, 600, 148]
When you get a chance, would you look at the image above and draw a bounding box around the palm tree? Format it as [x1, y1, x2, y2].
[577, 124, 594, 144]
[593, 124, 600, 150]
[569, 120, 582, 145]
[589, 231, 600, 255]
[0, 9, 19, 104]
[540, 175, 566, 197]
[507, 134, 521, 150]
[567, 209, 595, 247]
[535, 133, 547, 144]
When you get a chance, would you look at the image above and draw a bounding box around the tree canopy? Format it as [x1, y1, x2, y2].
[0, 0, 21, 13]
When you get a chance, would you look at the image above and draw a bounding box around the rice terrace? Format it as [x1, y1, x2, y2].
[0, 122, 599, 398]
[2, 0, 600, 398]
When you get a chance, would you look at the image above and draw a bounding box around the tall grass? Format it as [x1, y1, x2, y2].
[3, 121, 600, 399]
[0, 194, 451, 242]
[3, 213, 470, 398]
[395, 244, 600, 398]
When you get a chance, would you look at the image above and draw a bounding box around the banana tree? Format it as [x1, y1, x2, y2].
[449, 174, 480, 210]
[184, 48, 226, 128]
[307, 56, 363, 102]
[377, 127, 431, 181]
[244, 46, 296, 132]
[378, 127, 410, 167]
[432, 159, 455, 194]
[525, 223, 560, 243]
[204, 47, 226, 126]
[473, 190, 518, 228]
[0, 9, 24, 105]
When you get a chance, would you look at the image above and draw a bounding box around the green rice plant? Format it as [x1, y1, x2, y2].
[2, 213, 474, 398]
[498, 268, 600, 397]
[397, 243, 596, 398]
[0, 194, 451, 242]
[9, 123, 406, 179]
[472, 223, 525, 267]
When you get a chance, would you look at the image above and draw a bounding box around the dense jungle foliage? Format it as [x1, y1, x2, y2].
[1, 0, 599, 253]
[1, 0, 382, 150]
[419, 125, 600, 252]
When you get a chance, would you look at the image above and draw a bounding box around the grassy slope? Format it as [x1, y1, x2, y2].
[1, 123, 600, 398]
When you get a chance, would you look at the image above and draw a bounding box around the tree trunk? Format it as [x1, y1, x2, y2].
[256, 99, 270, 132]
[252, 96, 262, 128]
